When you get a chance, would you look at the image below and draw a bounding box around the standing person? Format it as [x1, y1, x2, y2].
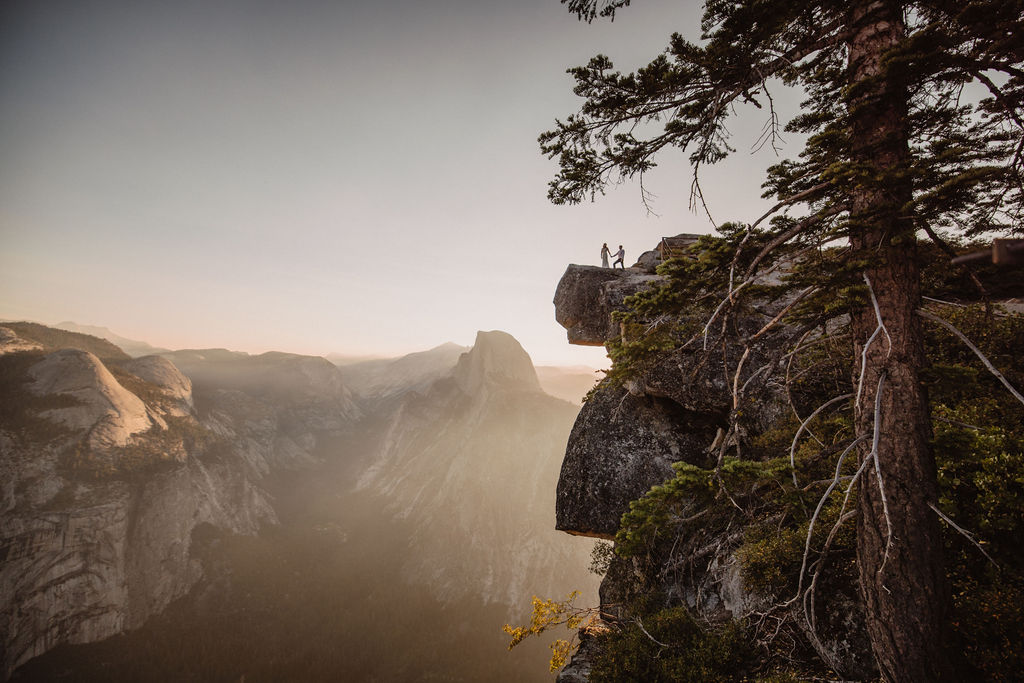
[600, 243, 611, 268]
[613, 245, 625, 269]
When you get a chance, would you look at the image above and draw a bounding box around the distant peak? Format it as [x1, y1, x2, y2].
[453, 331, 541, 395]
[434, 342, 466, 351]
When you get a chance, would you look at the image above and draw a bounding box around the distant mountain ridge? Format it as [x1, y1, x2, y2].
[1, 321, 129, 361]
[335, 342, 469, 403]
[54, 322, 170, 358]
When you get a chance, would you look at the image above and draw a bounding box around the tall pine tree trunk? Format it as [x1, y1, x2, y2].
[846, 2, 957, 680]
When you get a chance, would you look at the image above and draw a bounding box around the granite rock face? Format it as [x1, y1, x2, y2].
[356, 331, 595, 610]
[0, 333, 357, 679]
[555, 384, 723, 539]
[28, 349, 156, 449]
[452, 330, 542, 395]
[551, 236, 873, 680]
[122, 355, 194, 415]
[553, 266, 663, 345]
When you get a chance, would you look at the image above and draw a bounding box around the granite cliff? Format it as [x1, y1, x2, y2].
[356, 330, 595, 609]
[0, 324, 359, 678]
[549, 238, 873, 680]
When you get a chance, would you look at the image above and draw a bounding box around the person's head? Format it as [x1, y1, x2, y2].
[618, 245, 623, 249]
[603, 243, 608, 247]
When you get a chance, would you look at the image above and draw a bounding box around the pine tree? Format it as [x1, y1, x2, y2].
[541, 2, 1023, 680]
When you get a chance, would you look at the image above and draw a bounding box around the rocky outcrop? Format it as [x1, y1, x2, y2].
[556, 384, 724, 539]
[551, 235, 871, 680]
[553, 266, 662, 345]
[28, 349, 156, 449]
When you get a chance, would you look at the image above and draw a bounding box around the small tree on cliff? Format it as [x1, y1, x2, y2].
[542, 1, 1023, 681]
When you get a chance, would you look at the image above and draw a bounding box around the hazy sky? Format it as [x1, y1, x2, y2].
[1, 0, 800, 366]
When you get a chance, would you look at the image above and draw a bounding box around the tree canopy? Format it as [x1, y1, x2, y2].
[542, 2, 1023, 681]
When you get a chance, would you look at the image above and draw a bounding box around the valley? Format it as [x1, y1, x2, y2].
[0, 323, 599, 681]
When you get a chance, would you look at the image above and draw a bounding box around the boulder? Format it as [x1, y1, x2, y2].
[553, 265, 662, 346]
[633, 249, 662, 273]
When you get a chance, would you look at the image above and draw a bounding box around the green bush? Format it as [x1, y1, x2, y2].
[589, 607, 751, 682]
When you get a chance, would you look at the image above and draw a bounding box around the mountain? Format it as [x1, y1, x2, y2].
[357, 330, 596, 609]
[335, 341, 469, 403]
[54, 322, 170, 358]
[1, 321, 129, 361]
[3, 325, 594, 681]
[0, 327, 361, 679]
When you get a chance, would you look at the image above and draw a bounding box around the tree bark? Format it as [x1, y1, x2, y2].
[845, 2, 959, 681]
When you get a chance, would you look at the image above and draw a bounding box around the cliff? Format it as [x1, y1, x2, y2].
[549, 238, 872, 680]
[0, 326, 359, 678]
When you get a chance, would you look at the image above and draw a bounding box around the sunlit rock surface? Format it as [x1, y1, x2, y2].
[357, 330, 595, 609]
[122, 355, 194, 415]
[0, 332, 358, 678]
[28, 349, 155, 449]
[0, 328, 42, 355]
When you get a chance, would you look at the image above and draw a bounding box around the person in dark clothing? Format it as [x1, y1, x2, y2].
[612, 245, 625, 269]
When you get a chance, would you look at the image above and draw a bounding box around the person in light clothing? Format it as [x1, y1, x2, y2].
[600, 243, 611, 268]
[612, 245, 625, 269]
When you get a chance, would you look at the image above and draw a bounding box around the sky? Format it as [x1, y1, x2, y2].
[0, 0, 803, 367]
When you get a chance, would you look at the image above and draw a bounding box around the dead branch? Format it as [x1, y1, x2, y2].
[791, 435, 868, 610]
[789, 393, 854, 487]
[867, 372, 895, 577]
[855, 274, 892, 412]
[633, 616, 671, 648]
[928, 502, 998, 568]
[918, 309, 1024, 408]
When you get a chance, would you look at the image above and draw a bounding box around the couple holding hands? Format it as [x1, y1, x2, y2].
[600, 243, 625, 269]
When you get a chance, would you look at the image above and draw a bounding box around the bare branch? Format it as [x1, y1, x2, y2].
[791, 435, 869, 607]
[789, 393, 855, 487]
[928, 502, 998, 568]
[868, 372, 895, 577]
[855, 274, 893, 411]
[633, 616, 671, 648]
[918, 309, 1024, 408]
